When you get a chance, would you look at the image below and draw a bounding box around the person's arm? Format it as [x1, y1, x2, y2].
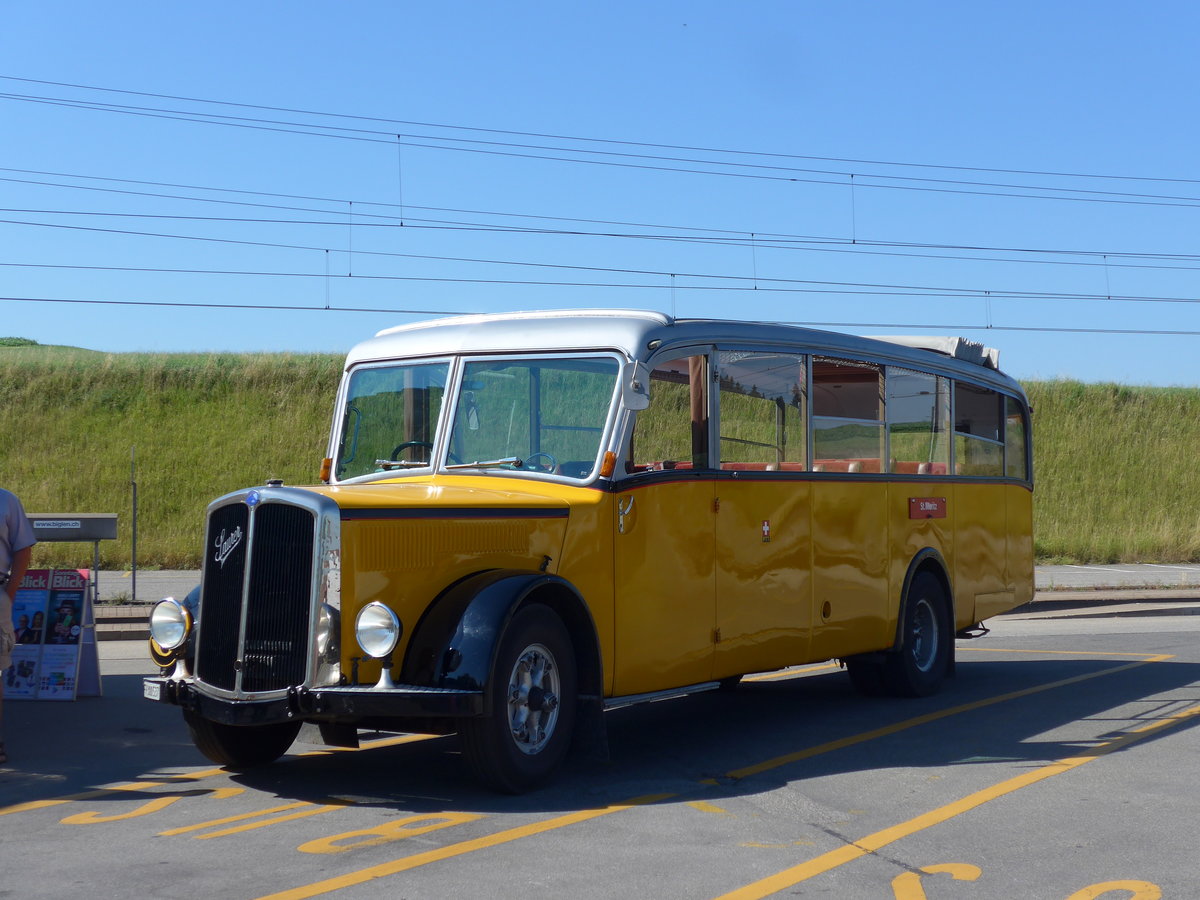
[10, 545, 31, 589]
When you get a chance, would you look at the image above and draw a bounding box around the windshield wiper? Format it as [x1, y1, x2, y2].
[375, 459, 430, 470]
[444, 456, 522, 470]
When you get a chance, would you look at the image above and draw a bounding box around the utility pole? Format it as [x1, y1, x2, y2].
[131, 446, 138, 604]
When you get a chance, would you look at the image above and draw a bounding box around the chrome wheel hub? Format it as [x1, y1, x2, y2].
[909, 598, 939, 673]
[506, 642, 560, 755]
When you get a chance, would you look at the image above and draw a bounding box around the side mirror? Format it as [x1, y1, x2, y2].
[622, 362, 651, 410]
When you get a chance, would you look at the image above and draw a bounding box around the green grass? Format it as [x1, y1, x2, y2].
[4, 345, 1200, 567]
[1, 348, 341, 568]
[1026, 380, 1200, 563]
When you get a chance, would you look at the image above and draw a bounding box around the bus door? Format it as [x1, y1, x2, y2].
[711, 350, 813, 679]
[613, 354, 717, 695]
[808, 482, 890, 660]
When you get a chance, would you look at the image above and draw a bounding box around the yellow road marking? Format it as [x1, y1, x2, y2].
[960, 646, 1172, 658]
[0, 768, 227, 817]
[4, 648, 1176, 900]
[1066, 881, 1161, 900]
[253, 793, 674, 900]
[713, 702, 1200, 899]
[3, 649, 1145, 819]
[0, 735, 435, 818]
[326, 733, 438, 752]
[892, 863, 982, 899]
[161, 802, 312, 836]
[689, 801, 730, 815]
[725, 655, 1169, 780]
[744, 663, 839, 682]
[298, 812, 484, 855]
[194, 801, 351, 839]
[252, 650, 1163, 898]
[62, 794, 192, 824]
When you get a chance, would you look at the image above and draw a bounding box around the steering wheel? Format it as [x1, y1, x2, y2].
[391, 440, 433, 461]
[388, 441, 463, 466]
[522, 451, 559, 473]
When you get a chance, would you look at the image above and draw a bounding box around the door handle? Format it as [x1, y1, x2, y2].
[618, 496, 634, 534]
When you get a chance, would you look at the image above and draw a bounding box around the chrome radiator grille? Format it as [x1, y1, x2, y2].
[196, 500, 315, 693]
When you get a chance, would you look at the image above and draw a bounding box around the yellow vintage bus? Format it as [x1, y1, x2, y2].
[145, 310, 1033, 792]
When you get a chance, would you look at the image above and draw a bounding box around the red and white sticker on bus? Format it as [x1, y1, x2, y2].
[908, 497, 947, 519]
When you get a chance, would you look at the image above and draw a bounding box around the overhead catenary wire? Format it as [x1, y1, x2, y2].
[8, 257, 1200, 307]
[11, 213, 1200, 307]
[5, 293, 1200, 338]
[9, 204, 1200, 275]
[5, 75, 1200, 348]
[4, 74, 1199, 187]
[6, 88, 1200, 209]
[6, 167, 1200, 274]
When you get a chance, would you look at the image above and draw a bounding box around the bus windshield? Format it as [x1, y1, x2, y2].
[334, 355, 620, 481]
[446, 356, 620, 480]
[335, 360, 451, 480]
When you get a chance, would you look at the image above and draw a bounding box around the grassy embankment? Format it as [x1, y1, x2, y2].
[3, 344, 1200, 567]
[1024, 380, 1200, 563]
[1, 345, 341, 569]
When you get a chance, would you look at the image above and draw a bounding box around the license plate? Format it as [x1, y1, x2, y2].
[143, 680, 162, 701]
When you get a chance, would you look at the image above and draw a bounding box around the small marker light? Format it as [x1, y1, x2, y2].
[600, 451, 617, 478]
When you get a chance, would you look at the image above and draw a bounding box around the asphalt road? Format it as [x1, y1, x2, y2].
[3, 599, 1199, 899]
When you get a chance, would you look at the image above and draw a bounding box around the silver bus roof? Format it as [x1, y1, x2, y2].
[348, 310, 1019, 394]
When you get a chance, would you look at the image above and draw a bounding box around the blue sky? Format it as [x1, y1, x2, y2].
[4, 2, 1200, 385]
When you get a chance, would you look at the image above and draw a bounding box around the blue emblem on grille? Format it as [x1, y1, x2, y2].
[245, 490, 262, 508]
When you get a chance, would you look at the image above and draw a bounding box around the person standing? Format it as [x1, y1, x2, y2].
[1, 488, 37, 765]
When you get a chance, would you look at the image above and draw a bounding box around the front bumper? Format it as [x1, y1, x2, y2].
[143, 676, 483, 726]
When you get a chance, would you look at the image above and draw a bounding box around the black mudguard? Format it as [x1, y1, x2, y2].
[401, 569, 600, 696]
[400, 569, 607, 760]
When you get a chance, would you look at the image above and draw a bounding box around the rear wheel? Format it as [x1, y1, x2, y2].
[183, 710, 301, 769]
[459, 604, 577, 793]
[884, 571, 950, 697]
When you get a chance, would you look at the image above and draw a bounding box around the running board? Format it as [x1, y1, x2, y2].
[604, 681, 721, 711]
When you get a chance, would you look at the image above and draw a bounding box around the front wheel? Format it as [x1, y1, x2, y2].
[183, 710, 301, 769]
[883, 571, 951, 697]
[459, 604, 577, 793]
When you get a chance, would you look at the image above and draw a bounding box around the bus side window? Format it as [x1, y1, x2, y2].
[887, 368, 950, 475]
[627, 355, 709, 472]
[717, 351, 807, 471]
[812, 357, 883, 471]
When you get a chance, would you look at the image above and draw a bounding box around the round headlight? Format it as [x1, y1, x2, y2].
[355, 602, 401, 659]
[149, 597, 191, 652]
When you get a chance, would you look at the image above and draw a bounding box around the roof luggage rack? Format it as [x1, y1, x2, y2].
[869, 335, 1000, 369]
